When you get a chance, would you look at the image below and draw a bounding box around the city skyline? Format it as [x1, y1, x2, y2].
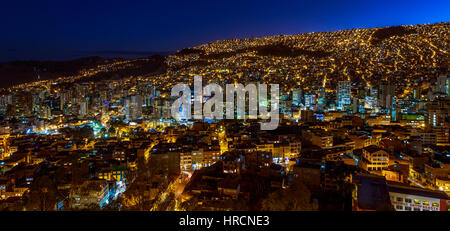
[0, 1, 449, 214]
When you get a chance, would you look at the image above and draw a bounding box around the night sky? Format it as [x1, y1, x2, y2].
[1, 0, 449, 62]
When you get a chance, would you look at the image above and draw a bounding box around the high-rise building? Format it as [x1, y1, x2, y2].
[426, 98, 449, 128]
[379, 81, 395, 109]
[391, 96, 399, 122]
[336, 81, 351, 110]
[425, 98, 450, 146]
[353, 97, 359, 114]
[79, 101, 88, 119]
[304, 94, 316, 110]
[60, 91, 71, 112]
[0, 95, 7, 115]
[317, 88, 326, 112]
[365, 86, 378, 111]
[292, 88, 303, 106]
[125, 95, 143, 121]
[437, 74, 449, 96]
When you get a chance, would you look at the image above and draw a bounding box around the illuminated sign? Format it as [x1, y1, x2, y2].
[401, 114, 424, 121]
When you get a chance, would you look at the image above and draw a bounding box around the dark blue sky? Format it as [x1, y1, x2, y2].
[1, 0, 449, 62]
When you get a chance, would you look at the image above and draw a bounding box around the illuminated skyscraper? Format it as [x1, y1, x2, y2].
[391, 96, 398, 122]
[317, 88, 326, 107]
[426, 98, 449, 128]
[437, 74, 449, 96]
[365, 86, 378, 111]
[79, 101, 88, 119]
[336, 81, 351, 110]
[304, 94, 316, 110]
[292, 88, 303, 106]
[125, 95, 143, 121]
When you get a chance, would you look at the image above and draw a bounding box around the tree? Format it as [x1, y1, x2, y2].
[217, 198, 248, 211]
[121, 179, 148, 210]
[108, 119, 127, 137]
[180, 196, 200, 211]
[327, 163, 356, 210]
[60, 126, 93, 140]
[262, 179, 318, 211]
[25, 175, 58, 211]
[121, 157, 160, 210]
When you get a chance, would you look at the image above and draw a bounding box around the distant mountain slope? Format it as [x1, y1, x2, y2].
[0, 55, 167, 89]
[0, 56, 115, 88]
[168, 22, 449, 89]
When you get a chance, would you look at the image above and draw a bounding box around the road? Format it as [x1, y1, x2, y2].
[151, 171, 192, 211]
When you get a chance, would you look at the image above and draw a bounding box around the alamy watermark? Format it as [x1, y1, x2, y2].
[171, 76, 279, 130]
